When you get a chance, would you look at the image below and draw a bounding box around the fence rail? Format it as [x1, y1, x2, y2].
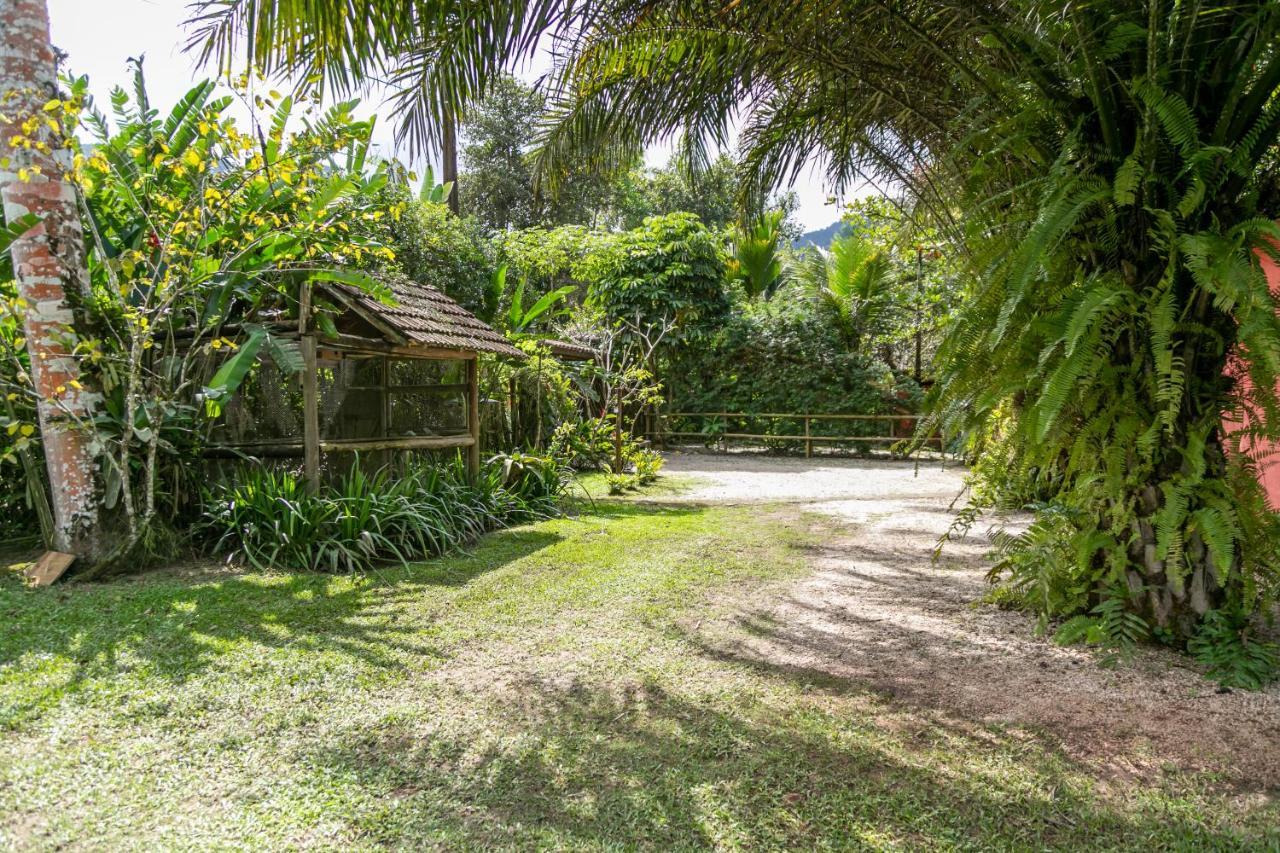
[648, 411, 943, 458]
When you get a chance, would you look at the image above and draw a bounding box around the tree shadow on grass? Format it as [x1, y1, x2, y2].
[0, 525, 567, 729]
[682, 520, 1280, 796]
[300, 677, 1270, 849]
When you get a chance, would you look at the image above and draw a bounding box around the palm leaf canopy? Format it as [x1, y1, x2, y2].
[186, 0, 582, 154]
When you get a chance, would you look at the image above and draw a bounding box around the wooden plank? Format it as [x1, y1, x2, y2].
[204, 435, 475, 456]
[666, 412, 923, 421]
[466, 357, 481, 478]
[24, 551, 74, 587]
[657, 430, 942, 446]
[297, 279, 312, 335]
[301, 335, 321, 493]
[325, 435, 474, 452]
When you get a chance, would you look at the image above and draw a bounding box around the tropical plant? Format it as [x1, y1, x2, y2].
[200, 453, 563, 572]
[585, 212, 728, 343]
[0, 64, 395, 567]
[373, 177, 492, 313]
[187, 0, 570, 207]
[793, 232, 894, 351]
[729, 210, 786, 300]
[524, 1, 1280, 653]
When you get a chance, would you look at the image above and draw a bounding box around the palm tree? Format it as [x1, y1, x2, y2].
[793, 233, 893, 352]
[729, 210, 787, 300]
[0, 0, 106, 560]
[527, 1, 1280, 640]
[185, 0, 573, 210]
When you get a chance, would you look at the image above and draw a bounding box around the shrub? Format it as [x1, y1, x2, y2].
[549, 417, 664, 483]
[585, 212, 729, 341]
[1188, 610, 1279, 691]
[199, 455, 563, 572]
[550, 418, 617, 471]
[632, 448, 664, 483]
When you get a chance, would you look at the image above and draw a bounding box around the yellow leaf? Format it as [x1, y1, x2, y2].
[19, 424, 34, 437]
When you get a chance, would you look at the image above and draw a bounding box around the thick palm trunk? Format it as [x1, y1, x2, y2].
[0, 0, 104, 560]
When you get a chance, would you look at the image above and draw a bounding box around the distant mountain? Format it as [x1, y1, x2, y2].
[793, 220, 850, 250]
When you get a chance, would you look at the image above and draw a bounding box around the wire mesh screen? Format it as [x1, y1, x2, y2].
[214, 350, 470, 448]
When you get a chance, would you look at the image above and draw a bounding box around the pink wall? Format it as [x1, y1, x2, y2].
[1223, 247, 1280, 508]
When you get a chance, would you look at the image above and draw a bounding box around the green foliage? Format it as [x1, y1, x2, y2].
[372, 179, 493, 313]
[1188, 609, 1279, 691]
[460, 74, 630, 230]
[670, 281, 909, 430]
[614, 152, 747, 231]
[586, 213, 728, 340]
[1053, 588, 1151, 668]
[487, 450, 571, 513]
[526, 0, 1280, 640]
[549, 417, 617, 472]
[794, 232, 893, 351]
[200, 455, 562, 572]
[0, 65, 394, 563]
[729, 210, 786, 300]
[549, 416, 659, 478]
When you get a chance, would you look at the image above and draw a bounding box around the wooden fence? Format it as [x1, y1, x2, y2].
[647, 411, 944, 458]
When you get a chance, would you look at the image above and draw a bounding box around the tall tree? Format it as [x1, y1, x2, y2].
[0, 0, 104, 559]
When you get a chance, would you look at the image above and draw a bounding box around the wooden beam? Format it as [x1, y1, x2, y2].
[467, 357, 481, 478]
[204, 434, 475, 456]
[301, 335, 321, 492]
[317, 333, 476, 361]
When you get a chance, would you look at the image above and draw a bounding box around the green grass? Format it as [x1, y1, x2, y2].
[1, 489, 1275, 850]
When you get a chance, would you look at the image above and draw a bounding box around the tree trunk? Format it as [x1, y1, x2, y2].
[0, 0, 105, 560]
[442, 108, 460, 215]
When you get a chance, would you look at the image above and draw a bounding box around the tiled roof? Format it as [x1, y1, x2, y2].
[540, 339, 597, 361]
[331, 274, 523, 358]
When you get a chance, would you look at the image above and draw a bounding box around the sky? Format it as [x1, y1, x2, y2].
[45, 0, 849, 231]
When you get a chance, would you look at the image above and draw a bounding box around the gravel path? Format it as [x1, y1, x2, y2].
[659, 451, 1280, 791]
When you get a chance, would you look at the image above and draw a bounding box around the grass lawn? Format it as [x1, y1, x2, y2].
[1, 487, 1276, 850]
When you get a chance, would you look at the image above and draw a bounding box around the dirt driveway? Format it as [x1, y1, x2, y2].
[659, 451, 1280, 792]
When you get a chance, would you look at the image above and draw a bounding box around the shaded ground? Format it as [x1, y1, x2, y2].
[661, 451, 1280, 791]
[1, 458, 1277, 848]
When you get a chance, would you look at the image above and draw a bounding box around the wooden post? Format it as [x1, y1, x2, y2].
[613, 398, 624, 474]
[467, 356, 480, 479]
[301, 335, 320, 492]
[804, 416, 812, 459]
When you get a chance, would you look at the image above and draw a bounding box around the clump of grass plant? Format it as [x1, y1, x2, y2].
[199, 453, 566, 572]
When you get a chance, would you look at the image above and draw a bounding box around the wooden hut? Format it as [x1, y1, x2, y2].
[211, 273, 522, 488]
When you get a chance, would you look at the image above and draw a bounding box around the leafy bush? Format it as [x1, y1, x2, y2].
[1188, 610, 1279, 691]
[632, 448, 664, 483]
[200, 455, 563, 572]
[372, 183, 494, 313]
[585, 213, 729, 340]
[487, 451, 571, 517]
[550, 418, 617, 471]
[669, 283, 910, 440]
[549, 417, 662, 481]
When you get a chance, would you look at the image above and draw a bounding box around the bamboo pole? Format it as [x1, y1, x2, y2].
[467, 357, 480, 478]
[301, 336, 320, 492]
